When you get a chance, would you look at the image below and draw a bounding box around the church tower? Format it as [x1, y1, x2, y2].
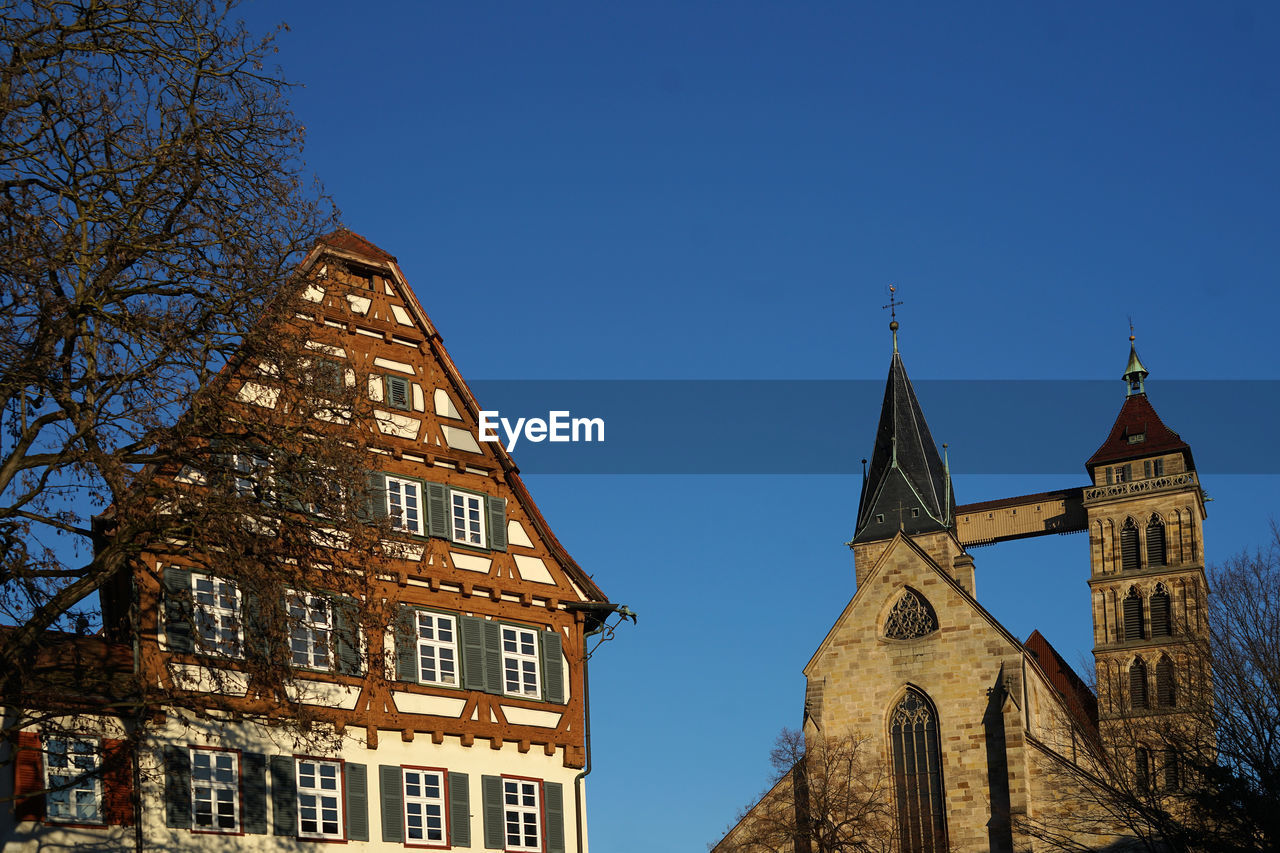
[1083, 336, 1209, 787]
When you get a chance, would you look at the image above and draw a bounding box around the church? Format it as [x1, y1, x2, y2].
[716, 313, 1209, 853]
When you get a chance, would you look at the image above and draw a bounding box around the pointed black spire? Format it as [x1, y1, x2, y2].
[853, 337, 956, 544]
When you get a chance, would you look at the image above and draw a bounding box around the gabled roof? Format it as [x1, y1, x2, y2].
[1085, 392, 1193, 471]
[1024, 629, 1099, 737]
[853, 350, 955, 543]
[319, 228, 397, 263]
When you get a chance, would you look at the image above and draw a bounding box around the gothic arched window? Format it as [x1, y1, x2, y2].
[884, 589, 939, 640]
[1123, 586, 1145, 641]
[890, 689, 948, 853]
[1130, 658, 1149, 710]
[1150, 584, 1172, 638]
[1156, 656, 1176, 708]
[1120, 518, 1140, 572]
[1146, 516, 1167, 567]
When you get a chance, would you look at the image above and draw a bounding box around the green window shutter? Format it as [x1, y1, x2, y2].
[242, 752, 268, 834]
[481, 618, 503, 695]
[545, 782, 565, 853]
[163, 568, 193, 653]
[540, 630, 565, 704]
[460, 615, 485, 691]
[395, 605, 419, 682]
[345, 763, 368, 841]
[426, 482, 450, 539]
[270, 755, 297, 836]
[379, 764, 404, 843]
[163, 745, 191, 828]
[365, 471, 387, 522]
[481, 775, 504, 850]
[449, 772, 471, 847]
[335, 597, 362, 676]
[486, 497, 507, 551]
[386, 375, 410, 411]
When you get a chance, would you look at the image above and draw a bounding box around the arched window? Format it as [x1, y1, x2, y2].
[1156, 656, 1176, 708]
[1150, 584, 1172, 638]
[1130, 658, 1149, 710]
[1136, 747, 1151, 792]
[884, 589, 939, 640]
[1120, 518, 1140, 572]
[1163, 749, 1180, 791]
[890, 689, 948, 853]
[1123, 586, 1145, 641]
[1146, 516, 1166, 567]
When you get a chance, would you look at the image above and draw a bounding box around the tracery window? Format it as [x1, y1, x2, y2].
[1130, 658, 1149, 710]
[1146, 516, 1166, 567]
[884, 589, 938, 640]
[1120, 518, 1140, 572]
[1150, 584, 1172, 638]
[1155, 656, 1176, 708]
[1123, 586, 1145, 641]
[890, 689, 948, 853]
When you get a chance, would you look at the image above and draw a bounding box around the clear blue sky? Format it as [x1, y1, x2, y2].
[246, 3, 1280, 849]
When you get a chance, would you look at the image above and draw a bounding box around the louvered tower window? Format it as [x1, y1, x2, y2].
[1123, 586, 1145, 641]
[1130, 658, 1149, 710]
[1120, 518, 1140, 572]
[1156, 656, 1176, 708]
[890, 689, 949, 853]
[1150, 584, 1172, 638]
[1136, 747, 1151, 792]
[1146, 516, 1166, 567]
[1164, 749, 1180, 791]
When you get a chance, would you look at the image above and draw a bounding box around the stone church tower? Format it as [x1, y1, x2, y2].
[715, 321, 1208, 853]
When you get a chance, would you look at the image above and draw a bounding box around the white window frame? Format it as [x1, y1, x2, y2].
[416, 611, 459, 687]
[296, 758, 344, 840]
[501, 625, 541, 699]
[43, 736, 102, 824]
[231, 451, 273, 500]
[386, 476, 423, 535]
[191, 573, 243, 658]
[503, 777, 542, 852]
[288, 591, 333, 671]
[450, 490, 486, 548]
[402, 766, 447, 844]
[190, 748, 240, 833]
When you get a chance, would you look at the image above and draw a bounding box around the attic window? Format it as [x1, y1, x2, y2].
[911, 508, 920, 518]
[1128, 433, 1146, 444]
[876, 514, 885, 524]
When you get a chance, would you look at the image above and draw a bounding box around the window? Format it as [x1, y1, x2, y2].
[296, 759, 343, 840]
[416, 611, 458, 686]
[890, 689, 948, 853]
[1156, 656, 1176, 708]
[191, 749, 239, 832]
[386, 476, 423, 535]
[232, 452, 271, 499]
[502, 625, 540, 699]
[309, 358, 345, 397]
[1114, 464, 1130, 483]
[1146, 517, 1166, 567]
[883, 589, 939, 640]
[451, 490, 486, 547]
[44, 737, 101, 824]
[1150, 584, 1172, 637]
[1136, 747, 1151, 792]
[1123, 586, 1145, 641]
[288, 591, 332, 671]
[1145, 458, 1164, 478]
[1163, 749, 1180, 791]
[191, 573, 242, 658]
[1120, 519, 1140, 572]
[385, 375, 412, 411]
[503, 778, 541, 852]
[1130, 658, 1149, 710]
[403, 768, 447, 844]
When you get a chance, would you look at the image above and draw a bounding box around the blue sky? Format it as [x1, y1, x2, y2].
[247, 2, 1280, 849]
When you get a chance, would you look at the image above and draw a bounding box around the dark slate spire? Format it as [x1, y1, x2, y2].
[853, 338, 956, 544]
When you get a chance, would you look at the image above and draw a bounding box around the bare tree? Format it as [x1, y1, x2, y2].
[714, 728, 896, 853]
[1023, 527, 1280, 852]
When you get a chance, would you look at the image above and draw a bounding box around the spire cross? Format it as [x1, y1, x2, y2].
[883, 285, 903, 353]
[893, 499, 911, 531]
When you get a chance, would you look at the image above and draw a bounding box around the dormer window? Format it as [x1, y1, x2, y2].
[1128, 432, 1146, 444]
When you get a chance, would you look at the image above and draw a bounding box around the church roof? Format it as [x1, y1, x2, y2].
[318, 228, 398, 263]
[853, 349, 955, 543]
[1024, 630, 1099, 737]
[1085, 391, 1192, 471]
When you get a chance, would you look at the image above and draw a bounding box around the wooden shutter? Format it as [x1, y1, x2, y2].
[1120, 523, 1140, 572]
[426, 482, 450, 539]
[335, 597, 361, 676]
[481, 775, 504, 850]
[482, 619, 503, 695]
[1124, 590, 1145, 641]
[460, 615, 486, 692]
[394, 605, 419, 682]
[164, 744, 191, 828]
[270, 755, 296, 836]
[449, 772, 471, 848]
[1156, 658, 1176, 708]
[386, 375, 410, 410]
[545, 782, 565, 853]
[486, 497, 507, 551]
[13, 731, 44, 822]
[1130, 660, 1149, 709]
[1146, 519, 1166, 567]
[345, 763, 369, 841]
[163, 567, 194, 653]
[379, 765, 404, 843]
[102, 739, 133, 825]
[1150, 589, 1171, 638]
[365, 471, 388, 522]
[540, 630, 565, 704]
[242, 752, 268, 834]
